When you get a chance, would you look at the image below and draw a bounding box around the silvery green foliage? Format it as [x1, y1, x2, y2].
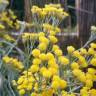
[83, 26, 96, 48]
[0, 22, 26, 96]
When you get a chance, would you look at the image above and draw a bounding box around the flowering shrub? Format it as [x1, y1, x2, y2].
[0, 1, 96, 96]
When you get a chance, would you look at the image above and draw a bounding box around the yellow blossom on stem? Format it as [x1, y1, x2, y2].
[67, 46, 75, 54]
[58, 56, 69, 65]
[32, 49, 40, 57]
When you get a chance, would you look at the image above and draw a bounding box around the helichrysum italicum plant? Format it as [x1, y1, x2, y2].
[0, 0, 20, 45]
[0, 1, 96, 96]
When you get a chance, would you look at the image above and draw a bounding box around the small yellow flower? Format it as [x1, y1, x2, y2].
[52, 75, 60, 81]
[86, 73, 93, 80]
[3, 34, 15, 42]
[78, 56, 86, 63]
[81, 62, 88, 68]
[2, 56, 24, 71]
[30, 65, 39, 73]
[38, 32, 45, 37]
[58, 56, 69, 65]
[48, 36, 58, 44]
[90, 58, 96, 66]
[62, 91, 68, 96]
[40, 67, 47, 74]
[80, 48, 87, 55]
[31, 92, 37, 96]
[42, 69, 52, 78]
[38, 43, 47, 51]
[51, 80, 60, 89]
[2, 56, 10, 63]
[17, 85, 24, 90]
[78, 73, 86, 82]
[32, 49, 40, 57]
[67, 46, 75, 54]
[46, 52, 54, 60]
[72, 69, 82, 76]
[39, 53, 47, 61]
[17, 77, 24, 85]
[71, 62, 79, 69]
[54, 49, 63, 56]
[19, 89, 25, 95]
[88, 48, 95, 55]
[80, 87, 89, 96]
[73, 50, 80, 57]
[85, 79, 93, 88]
[88, 68, 96, 75]
[48, 59, 55, 65]
[90, 43, 96, 49]
[39, 36, 49, 45]
[27, 84, 32, 91]
[33, 58, 41, 65]
[59, 79, 67, 89]
[52, 45, 60, 52]
[49, 30, 56, 36]
[89, 89, 96, 96]
[48, 67, 58, 75]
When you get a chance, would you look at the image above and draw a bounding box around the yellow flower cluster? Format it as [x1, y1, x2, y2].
[14, 46, 68, 95]
[9, 4, 96, 96]
[2, 56, 24, 71]
[22, 32, 38, 42]
[0, 10, 20, 29]
[14, 29, 71, 95]
[43, 23, 61, 33]
[70, 43, 96, 95]
[80, 87, 96, 96]
[3, 34, 15, 42]
[31, 4, 69, 20]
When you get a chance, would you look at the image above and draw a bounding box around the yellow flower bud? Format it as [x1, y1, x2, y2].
[39, 53, 47, 61]
[90, 43, 96, 49]
[30, 65, 39, 73]
[59, 56, 69, 65]
[54, 49, 63, 56]
[46, 52, 54, 60]
[73, 50, 80, 57]
[51, 81, 60, 89]
[33, 58, 41, 65]
[32, 49, 40, 57]
[59, 80, 67, 89]
[17, 77, 24, 85]
[42, 69, 52, 78]
[90, 58, 96, 66]
[88, 48, 95, 55]
[38, 43, 47, 51]
[49, 36, 58, 44]
[52, 45, 60, 51]
[80, 48, 87, 55]
[19, 89, 25, 95]
[85, 79, 93, 88]
[71, 62, 79, 69]
[67, 46, 75, 53]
